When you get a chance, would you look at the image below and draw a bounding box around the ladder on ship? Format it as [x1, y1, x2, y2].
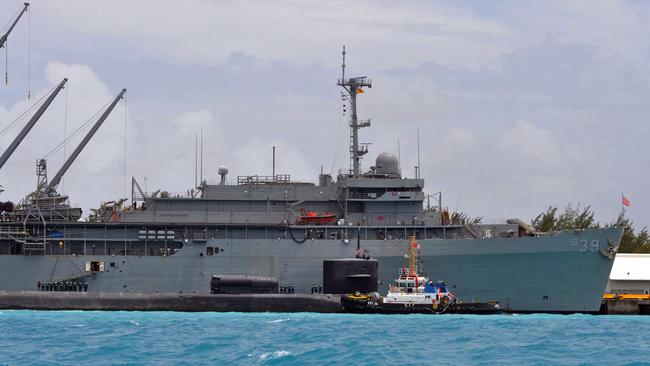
[8, 230, 47, 252]
[0, 207, 48, 255]
[24, 198, 47, 253]
[22, 240, 46, 252]
[0, 225, 47, 253]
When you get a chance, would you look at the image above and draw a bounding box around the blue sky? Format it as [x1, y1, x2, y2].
[0, 0, 648, 229]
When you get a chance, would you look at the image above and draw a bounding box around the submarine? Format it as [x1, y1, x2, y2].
[0, 259, 376, 313]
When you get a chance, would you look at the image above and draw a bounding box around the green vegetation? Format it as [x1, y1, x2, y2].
[531, 204, 598, 231]
[451, 211, 483, 225]
[531, 204, 650, 253]
[617, 216, 650, 253]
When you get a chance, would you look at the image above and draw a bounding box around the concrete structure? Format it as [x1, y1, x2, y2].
[607, 254, 650, 294]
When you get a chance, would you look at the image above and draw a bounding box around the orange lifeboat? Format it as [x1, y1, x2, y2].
[296, 208, 336, 225]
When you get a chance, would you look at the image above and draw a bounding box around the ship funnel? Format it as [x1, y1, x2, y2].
[319, 173, 332, 187]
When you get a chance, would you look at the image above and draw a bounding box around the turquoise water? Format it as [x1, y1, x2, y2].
[1, 311, 649, 365]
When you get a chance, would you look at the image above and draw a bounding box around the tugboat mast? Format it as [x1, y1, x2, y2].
[337, 46, 372, 177]
[408, 236, 420, 276]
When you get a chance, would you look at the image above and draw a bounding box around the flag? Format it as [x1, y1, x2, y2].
[622, 195, 631, 207]
[356, 88, 364, 94]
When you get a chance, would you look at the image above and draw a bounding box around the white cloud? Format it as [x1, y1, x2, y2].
[503, 0, 650, 64]
[36, 0, 512, 69]
[499, 119, 561, 167]
[46, 62, 110, 100]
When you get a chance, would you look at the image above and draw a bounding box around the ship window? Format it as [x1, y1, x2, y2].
[206, 247, 214, 256]
[214, 247, 220, 254]
[86, 261, 104, 272]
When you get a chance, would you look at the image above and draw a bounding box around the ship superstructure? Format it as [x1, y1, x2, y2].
[0, 48, 622, 313]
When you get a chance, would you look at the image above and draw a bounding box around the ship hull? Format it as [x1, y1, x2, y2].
[0, 227, 621, 313]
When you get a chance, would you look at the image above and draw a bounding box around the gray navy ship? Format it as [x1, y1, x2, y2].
[0, 49, 622, 313]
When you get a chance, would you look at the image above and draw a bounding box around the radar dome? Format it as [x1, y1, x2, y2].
[218, 166, 229, 185]
[375, 152, 400, 177]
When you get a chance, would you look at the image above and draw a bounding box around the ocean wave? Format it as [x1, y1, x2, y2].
[259, 350, 292, 361]
[2, 312, 650, 364]
[267, 318, 290, 323]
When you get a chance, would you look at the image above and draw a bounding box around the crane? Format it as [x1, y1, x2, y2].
[43, 88, 127, 196]
[0, 2, 29, 49]
[0, 78, 67, 170]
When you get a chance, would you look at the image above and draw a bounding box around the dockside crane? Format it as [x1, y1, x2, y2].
[0, 78, 68, 171]
[1, 2, 30, 86]
[42, 88, 127, 197]
[0, 2, 29, 49]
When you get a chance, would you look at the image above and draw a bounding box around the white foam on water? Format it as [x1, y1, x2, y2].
[128, 320, 140, 326]
[259, 350, 292, 361]
[267, 318, 290, 324]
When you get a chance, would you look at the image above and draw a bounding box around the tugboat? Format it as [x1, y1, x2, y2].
[341, 236, 502, 314]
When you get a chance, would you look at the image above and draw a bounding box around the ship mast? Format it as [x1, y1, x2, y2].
[337, 46, 371, 177]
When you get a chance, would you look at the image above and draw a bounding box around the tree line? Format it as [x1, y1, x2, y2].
[531, 204, 649, 253]
[450, 204, 648, 253]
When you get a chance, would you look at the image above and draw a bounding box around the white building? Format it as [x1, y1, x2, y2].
[607, 253, 650, 294]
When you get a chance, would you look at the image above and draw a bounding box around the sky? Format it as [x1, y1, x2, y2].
[0, 0, 648, 229]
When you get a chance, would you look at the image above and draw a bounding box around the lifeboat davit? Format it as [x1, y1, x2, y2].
[296, 209, 336, 225]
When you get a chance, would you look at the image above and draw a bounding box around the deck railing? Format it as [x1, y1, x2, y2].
[237, 175, 291, 185]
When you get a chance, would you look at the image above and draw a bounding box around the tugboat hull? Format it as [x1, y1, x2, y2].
[341, 294, 502, 315]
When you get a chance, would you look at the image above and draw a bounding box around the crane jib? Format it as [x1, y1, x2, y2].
[0, 78, 67, 171]
[43, 88, 127, 196]
[0, 3, 30, 49]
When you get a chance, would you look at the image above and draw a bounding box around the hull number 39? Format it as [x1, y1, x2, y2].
[571, 239, 600, 253]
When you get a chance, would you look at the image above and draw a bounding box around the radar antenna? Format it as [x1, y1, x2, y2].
[337, 46, 371, 177]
